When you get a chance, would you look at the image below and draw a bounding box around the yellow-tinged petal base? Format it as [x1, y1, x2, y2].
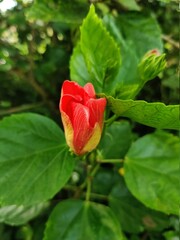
[61, 111, 75, 152]
[80, 123, 102, 155]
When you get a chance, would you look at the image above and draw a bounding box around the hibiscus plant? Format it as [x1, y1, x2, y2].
[0, 2, 179, 240]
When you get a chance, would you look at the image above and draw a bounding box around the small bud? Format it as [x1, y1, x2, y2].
[59, 80, 106, 156]
[138, 49, 167, 82]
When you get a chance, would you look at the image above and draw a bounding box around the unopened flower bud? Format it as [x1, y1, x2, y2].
[138, 49, 166, 82]
[59, 80, 106, 156]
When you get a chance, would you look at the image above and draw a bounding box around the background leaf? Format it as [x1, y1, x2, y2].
[124, 131, 180, 215]
[26, 0, 89, 23]
[98, 121, 132, 159]
[103, 12, 163, 99]
[116, 0, 141, 11]
[107, 96, 180, 130]
[92, 168, 120, 196]
[70, 43, 92, 85]
[44, 199, 126, 240]
[0, 113, 75, 206]
[109, 176, 170, 233]
[117, 13, 163, 59]
[0, 202, 49, 226]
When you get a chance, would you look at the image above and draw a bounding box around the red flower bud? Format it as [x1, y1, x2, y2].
[59, 80, 106, 156]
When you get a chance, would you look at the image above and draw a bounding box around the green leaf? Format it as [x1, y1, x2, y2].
[107, 96, 180, 130]
[70, 43, 92, 85]
[103, 13, 163, 99]
[71, 5, 121, 94]
[26, 0, 89, 24]
[103, 14, 139, 99]
[109, 177, 170, 233]
[163, 230, 180, 240]
[0, 202, 49, 226]
[124, 131, 180, 215]
[98, 121, 132, 159]
[44, 200, 126, 240]
[0, 113, 75, 206]
[117, 13, 163, 59]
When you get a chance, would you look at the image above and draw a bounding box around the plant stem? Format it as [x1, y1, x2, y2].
[85, 163, 100, 202]
[64, 184, 108, 201]
[91, 163, 100, 177]
[105, 114, 118, 126]
[64, 184, 77, 192]
[0, 102, 44, 116]
[162, 34, 179, 48]
[85, 175, 91, 202]
[97, 159, 123, 164]
[88, 192, 108, 201]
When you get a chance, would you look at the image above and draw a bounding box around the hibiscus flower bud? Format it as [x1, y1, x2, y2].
[138, 49, 166, 82]
[59, 80, 107, 156]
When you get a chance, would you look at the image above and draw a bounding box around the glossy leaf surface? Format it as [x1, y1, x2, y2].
[0, 113, 75, 206]
[107, 96, 180, 130]
[98, 121, 132, 158]
[109, 177, 170, 233]
[0, 202, 49, 226]
[124, 131, 180, 215]
[44, 199, 125, 240]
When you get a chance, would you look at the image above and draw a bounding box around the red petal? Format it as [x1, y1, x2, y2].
[60, 95, 76, 121]
[61, 80, 84, 99]
[84, 83, 95, 98]
[72, 103, 92, 155]
[86, 98, 106, 128]
[60, 93, 92, 124]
